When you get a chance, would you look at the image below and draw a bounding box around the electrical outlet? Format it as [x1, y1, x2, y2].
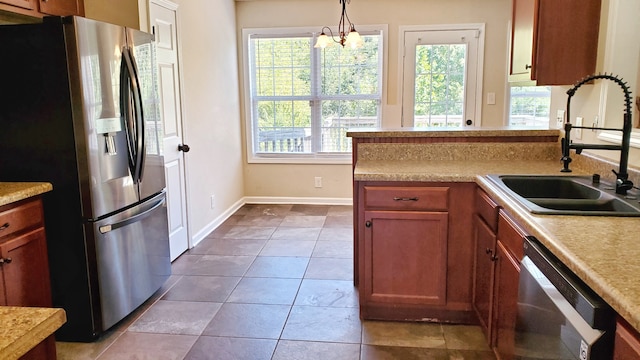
[556, 110, 565, 128]
[314, 177, 322, 188]
[575, 117, 583, 140]
[210, 195, 216, 209]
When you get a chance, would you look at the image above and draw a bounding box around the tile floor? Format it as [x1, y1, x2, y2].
[56, 204, 496, 360]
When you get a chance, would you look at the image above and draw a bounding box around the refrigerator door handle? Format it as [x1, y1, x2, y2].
[98, 194, 165, 234]
[120, 46, 145, 184]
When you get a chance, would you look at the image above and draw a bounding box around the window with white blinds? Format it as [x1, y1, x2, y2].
[243, 27, 383, 163]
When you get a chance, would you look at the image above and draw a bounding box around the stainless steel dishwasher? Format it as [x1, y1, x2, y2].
[515, 236, 615, 359]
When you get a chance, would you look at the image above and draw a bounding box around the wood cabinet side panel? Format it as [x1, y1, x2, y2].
[614, 316, 640, 359]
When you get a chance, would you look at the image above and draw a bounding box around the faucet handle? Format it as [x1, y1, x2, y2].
[612, 169, 634, 194]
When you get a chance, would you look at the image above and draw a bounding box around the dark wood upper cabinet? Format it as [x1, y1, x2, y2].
[38, 0, 83, 17]
[509, 0, 602, 85]
[0, 0, 83, 18]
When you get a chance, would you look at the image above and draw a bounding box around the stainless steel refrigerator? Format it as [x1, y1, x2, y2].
[0, 16, 171, 341]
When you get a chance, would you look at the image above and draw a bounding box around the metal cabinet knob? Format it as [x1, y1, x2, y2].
[178, 144, 191, 153]
[0, 222, 9, 231]
[365, 221, 372, 228]
[525, 64, 532, 70]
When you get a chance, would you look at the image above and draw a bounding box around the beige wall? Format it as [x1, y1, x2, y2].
[171, 0, 245, 238]
[548, 0, 640, 169]
[236, 0, 512, 201]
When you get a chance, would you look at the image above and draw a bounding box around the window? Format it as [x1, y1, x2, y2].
[508, 86, 551, 127]
[244, 28, 383, 162]
[401, 25, 484, 127]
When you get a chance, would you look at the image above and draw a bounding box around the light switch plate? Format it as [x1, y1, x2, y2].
[487, 92, 496, 105]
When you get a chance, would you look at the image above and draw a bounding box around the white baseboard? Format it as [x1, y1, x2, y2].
[243, 196, 352, 206]
[189, 196, 353, 248]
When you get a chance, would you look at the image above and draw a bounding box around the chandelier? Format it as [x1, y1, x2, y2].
[314, 0, 363, 49]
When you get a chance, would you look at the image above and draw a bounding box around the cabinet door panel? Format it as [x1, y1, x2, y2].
[38, 0, 83, 16]
[472, 215, 496, 342]
[1, 227, 52, 307]
[364, 210, 448, 306]
[510, 0, 536, 81]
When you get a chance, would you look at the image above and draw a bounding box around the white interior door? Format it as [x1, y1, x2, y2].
[149, 0, 189, 261]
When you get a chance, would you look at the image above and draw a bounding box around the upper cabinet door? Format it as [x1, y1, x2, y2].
[38, 0, 84, 16]
[0, 0, 37, 10]
[509, 0, 536, 83]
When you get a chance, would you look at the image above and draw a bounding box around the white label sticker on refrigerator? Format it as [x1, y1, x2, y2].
[579, 339, 588, 360]
[96, 117, 122, 134]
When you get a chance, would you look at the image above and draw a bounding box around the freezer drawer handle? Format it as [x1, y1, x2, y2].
[99, 197, 165, 234]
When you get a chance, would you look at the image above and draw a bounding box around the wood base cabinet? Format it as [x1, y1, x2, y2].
[472, 189, 527, 359]
[0, 197, 57, 360]
[356, 182, 476, 323]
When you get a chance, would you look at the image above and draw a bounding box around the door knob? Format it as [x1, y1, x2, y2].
[178, 144, 190, 153]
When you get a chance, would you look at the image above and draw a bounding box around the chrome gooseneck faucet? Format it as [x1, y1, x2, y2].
[561, 73, 634, 195]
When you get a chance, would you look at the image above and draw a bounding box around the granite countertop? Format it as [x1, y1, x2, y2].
[0, 182, 53, 207]
[347, 126, 560, 138]
[354, 158, 640, 332]
[0, 307, 65, 360]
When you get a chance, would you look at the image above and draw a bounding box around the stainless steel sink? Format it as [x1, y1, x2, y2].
[485, 175, 640, 216]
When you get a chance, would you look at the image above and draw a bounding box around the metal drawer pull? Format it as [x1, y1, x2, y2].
[0, 257, 12, 264]
[393, 197, 419, 201]
[0, 223, 9, 231]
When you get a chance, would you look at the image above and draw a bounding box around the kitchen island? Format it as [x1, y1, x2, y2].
[0, 182, 65, 360]
[348, 127, 640, 357]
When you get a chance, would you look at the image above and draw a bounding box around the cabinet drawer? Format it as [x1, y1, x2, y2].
[363, 186, 449, 211]
[0, 198, 44, 240]
[497, 211, 526, 260]
[475, 188, 499, 232]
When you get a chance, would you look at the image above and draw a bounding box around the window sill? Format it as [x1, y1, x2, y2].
[597, 130, 640, 149]
[248, 154, 352, 165]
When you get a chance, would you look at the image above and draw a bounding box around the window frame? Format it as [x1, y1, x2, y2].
[242, 25, 388, 164]
[398, 24, 485, 128]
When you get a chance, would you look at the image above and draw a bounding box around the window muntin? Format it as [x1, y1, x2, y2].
[246, 29, 382, 161]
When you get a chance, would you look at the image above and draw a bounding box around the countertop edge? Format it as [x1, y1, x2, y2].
[0, 183, 53, 207]
[0, 307, 66, 360]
